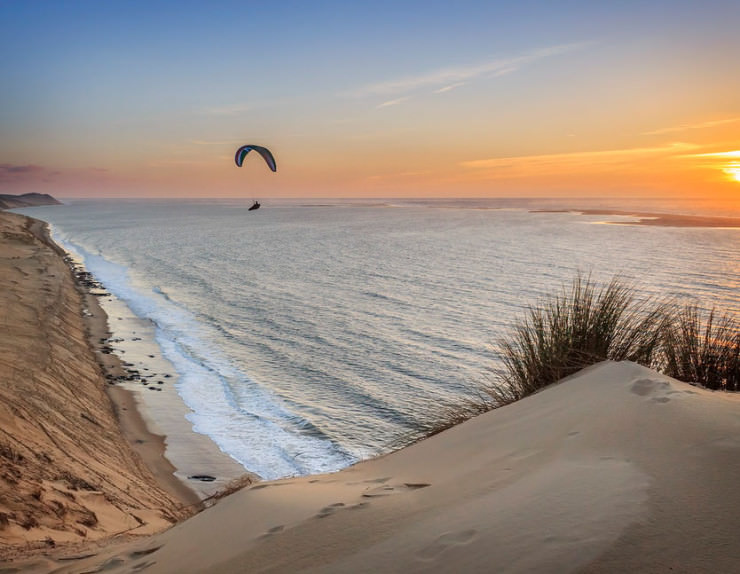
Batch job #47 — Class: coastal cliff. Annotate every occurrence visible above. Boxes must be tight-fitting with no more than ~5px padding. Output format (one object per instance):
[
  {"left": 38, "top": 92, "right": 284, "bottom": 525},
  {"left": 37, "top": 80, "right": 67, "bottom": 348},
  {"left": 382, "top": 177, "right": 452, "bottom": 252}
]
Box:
[
  {"left": 0, "top": 193, "right": 61, "bottom": 211},
  {"left": 0, "top": 211, "right": 189, "bottom": 560}
]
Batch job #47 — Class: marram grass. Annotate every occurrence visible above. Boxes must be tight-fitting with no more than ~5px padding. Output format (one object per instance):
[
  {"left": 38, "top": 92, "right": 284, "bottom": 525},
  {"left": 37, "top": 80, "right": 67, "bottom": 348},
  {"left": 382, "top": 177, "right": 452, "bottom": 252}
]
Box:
[
  {"left": 661, "top": 304, "right": 740, "bottom": 391},
  {"left": 413, "top": 274, "right": 738, "bottom": 446},
  {"left": 486, "top": 274, "right": 671, "bottom": 406},
  {"left": 485, "top": 274, "right": 740, "bottom": 404}
]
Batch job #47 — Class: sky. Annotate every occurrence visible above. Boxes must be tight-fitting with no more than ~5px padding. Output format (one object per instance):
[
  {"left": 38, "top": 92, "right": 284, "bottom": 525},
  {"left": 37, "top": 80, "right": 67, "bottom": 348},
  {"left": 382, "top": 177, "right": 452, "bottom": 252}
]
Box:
[{"left": 1, "top": 0, "right": 739, "bottom": 201}]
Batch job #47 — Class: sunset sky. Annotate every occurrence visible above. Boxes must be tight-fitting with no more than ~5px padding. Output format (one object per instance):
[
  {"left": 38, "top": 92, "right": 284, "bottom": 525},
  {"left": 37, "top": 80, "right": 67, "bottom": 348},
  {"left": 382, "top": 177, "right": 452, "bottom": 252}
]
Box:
[{"left": 1, "top": 1, "right": 739, "bottom": 200}]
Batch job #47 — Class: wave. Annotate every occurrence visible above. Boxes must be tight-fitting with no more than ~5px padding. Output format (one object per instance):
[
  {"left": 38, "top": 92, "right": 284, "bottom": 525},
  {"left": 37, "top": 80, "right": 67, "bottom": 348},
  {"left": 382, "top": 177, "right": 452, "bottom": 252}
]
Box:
[{"left": 47, "top": 227, "right": 356, "bottom": 480}]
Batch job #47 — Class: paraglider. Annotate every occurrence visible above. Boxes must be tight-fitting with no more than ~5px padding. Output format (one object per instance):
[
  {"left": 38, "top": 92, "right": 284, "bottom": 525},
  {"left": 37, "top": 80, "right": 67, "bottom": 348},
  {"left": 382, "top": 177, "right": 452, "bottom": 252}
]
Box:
[
  {"left": 234, "top": 145, "right": 277, "bottom": 172},
  {"left": 235, "top": 144, "right": 275, "bottom": 212}
]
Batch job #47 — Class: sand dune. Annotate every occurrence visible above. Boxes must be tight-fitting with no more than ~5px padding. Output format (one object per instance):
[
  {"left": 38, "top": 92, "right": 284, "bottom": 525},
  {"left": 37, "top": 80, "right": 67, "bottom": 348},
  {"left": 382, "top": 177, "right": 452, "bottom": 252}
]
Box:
[
  {"left": 0, "top": 212, "right": 193, "bottom": 561},
  {"left": 13, "top": 360, "right": 740, "bottom": 573}
]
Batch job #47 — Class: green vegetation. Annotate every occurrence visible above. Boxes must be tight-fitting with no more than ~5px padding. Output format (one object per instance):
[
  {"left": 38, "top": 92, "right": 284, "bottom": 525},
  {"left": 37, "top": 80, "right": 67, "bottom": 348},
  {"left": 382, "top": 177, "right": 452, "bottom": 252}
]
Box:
[{"left": 488, "top": 274, "right": 739, "bottom": 406}]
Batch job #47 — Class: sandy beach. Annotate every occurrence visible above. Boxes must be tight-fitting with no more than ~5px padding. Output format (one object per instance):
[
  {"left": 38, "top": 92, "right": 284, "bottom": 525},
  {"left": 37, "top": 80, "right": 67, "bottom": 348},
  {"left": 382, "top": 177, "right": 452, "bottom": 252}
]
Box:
[
  {"left": 2, "top": 210, "right": 740, "bottom": 573},
  {"left": 0, "top": 211, "right": 196, "bottom": 561}
]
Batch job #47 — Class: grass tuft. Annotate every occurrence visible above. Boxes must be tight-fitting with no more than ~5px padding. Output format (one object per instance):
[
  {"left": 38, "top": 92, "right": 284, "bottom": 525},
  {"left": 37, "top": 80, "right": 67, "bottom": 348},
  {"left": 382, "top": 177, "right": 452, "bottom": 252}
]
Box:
[
  {"left": 661, "top": 304, "right": 740, "bottom": 391},
  {"left": 487, "top": 274, "right": 670, "bottom": 405},
  {"left": 411, "top": 274, "right": 739, "bottom": 447}
]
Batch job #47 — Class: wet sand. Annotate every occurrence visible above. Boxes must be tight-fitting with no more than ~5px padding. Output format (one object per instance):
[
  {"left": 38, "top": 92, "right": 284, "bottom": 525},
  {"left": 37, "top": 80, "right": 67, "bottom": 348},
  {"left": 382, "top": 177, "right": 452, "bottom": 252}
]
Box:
[
  {"left": 88, "top": 292, "right": 253, "bottom": 500},
  {"left": 532, "top": 208, "right": 740, "bottom": 227}
]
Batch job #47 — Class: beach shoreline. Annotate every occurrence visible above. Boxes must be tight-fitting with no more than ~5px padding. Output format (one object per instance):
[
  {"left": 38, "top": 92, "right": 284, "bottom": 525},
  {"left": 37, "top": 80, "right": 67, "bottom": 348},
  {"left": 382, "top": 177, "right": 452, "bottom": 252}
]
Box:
[
  {"left": 29, "top": 213, "right": 204, "bottom": 509},
  {"left": 48, "top": 223, "right": 255, "bottom": 500},
  {"left": 0, "top": 211, "right": 202, "bottom": 560},
  {"left": 74, "top": 264, "right": 203, "bottom": 509}
]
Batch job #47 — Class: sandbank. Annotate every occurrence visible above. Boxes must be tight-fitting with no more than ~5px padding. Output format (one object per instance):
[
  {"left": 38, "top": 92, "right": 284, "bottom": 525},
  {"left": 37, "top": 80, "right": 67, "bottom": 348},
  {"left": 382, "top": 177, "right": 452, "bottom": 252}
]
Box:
[{"left": 532, "top": 208, "right": 740, "bottom": 228}]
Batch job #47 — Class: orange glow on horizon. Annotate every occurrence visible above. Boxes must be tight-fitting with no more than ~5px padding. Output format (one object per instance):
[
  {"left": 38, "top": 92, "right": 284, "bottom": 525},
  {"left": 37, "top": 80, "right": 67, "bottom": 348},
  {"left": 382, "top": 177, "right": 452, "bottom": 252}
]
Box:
[
  {"left": 724, "top": 164, "right": 740, "bottom": 183},
  {"left": 683, "top": 150, "right": 740, "bottom": 186}
]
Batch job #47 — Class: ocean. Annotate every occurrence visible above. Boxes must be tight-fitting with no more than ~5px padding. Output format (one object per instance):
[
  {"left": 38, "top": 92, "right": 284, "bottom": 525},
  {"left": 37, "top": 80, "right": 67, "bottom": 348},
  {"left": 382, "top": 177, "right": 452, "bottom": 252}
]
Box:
[{"left": 17, "top": 197, "right": 740, "bottom": 481}]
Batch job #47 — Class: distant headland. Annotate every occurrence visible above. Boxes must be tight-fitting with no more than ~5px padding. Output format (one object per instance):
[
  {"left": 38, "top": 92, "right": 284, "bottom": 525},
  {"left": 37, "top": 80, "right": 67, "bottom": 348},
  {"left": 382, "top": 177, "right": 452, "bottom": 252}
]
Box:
[{"left": 0, "top": 192, "right": 61, "bottom": 210}]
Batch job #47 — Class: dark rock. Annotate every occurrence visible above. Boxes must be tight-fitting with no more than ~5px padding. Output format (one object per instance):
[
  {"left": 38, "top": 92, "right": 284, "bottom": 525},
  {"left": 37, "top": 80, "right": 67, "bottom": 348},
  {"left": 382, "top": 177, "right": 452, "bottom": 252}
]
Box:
[{"left": 188, "top": 475, "right": 217, "bottom": 482}]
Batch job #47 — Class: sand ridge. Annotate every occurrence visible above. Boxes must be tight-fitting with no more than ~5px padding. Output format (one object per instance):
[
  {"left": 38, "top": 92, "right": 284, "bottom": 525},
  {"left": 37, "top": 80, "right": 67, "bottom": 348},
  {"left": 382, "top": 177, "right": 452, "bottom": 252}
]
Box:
[
  {"left": 12, "top": 360, "right": 738, "bottom": 573},
  {"left": 0, "top": 212, "right": 194, "bottom": 560}
]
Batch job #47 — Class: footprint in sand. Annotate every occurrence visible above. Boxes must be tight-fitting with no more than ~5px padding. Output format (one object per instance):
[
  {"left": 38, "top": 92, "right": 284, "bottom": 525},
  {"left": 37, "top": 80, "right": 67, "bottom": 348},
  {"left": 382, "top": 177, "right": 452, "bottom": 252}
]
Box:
[
  {"left": 416, "top": 529, "right": 478, "bottom": 562},
  {"left": 258, "top": 525, "right": 285, "bottom": 539},
  {"left": 315, "top": 502, "right": 346, "bottom": 518},
  {"left": 631, "top": 378, "right": 698, "bottom": 403},
  {"left": 362, "top": 482, "right": 430, "bottom": 498},
  {"left": 129, "top": 546, "right": 162, "bottom": 559}
]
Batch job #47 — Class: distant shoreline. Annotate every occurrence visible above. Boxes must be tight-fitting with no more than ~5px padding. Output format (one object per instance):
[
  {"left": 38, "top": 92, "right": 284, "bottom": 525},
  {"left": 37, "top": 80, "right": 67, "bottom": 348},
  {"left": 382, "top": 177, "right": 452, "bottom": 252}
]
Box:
[
  {"left": 533, "top": 208, "right": 740, "bottom": 228},
  {"left": 0, "top": 192, "right": 61, "bottom": 210}
]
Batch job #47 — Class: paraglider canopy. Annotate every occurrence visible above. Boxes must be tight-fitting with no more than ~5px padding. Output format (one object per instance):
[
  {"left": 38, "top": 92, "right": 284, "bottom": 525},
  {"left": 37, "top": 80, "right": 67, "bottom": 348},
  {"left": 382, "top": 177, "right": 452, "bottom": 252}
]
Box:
[{"left": 235, "top": 145, "right": 277, "bottom": 172}]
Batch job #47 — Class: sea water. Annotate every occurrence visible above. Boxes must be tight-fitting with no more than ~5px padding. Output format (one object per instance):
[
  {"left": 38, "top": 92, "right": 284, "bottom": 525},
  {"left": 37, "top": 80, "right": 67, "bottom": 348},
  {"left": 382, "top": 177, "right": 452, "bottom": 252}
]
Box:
[{"left": 18, "top": 197, "right": 740, "bottom": 480}]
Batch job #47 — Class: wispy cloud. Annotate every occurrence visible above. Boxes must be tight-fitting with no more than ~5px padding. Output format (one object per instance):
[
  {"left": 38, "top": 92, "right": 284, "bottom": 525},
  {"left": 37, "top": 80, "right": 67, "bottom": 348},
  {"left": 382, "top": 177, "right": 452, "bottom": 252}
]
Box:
[
  {"left": 434, "top": 82, "right": 466, "bottom": 94},
  {"left": 682, "top": 150, "right": 740, "bottom": 158},
  {"left": 0, "top": 164, "right": 110, "bottom": 185},
  {"left": 347, "top": 42, "right": 589, "bottom": 99},
  {"left": 461, "top": 142, "right": 699, "bottom": 176},
  {"left": 377, "top": 96, "right": 412, "bottom": 109},
  {"left": 643, "top": 117, "right": 740, "bottom": 136},
  {"left": 0, "top": 164, "right": 47, "bottom": 182}
]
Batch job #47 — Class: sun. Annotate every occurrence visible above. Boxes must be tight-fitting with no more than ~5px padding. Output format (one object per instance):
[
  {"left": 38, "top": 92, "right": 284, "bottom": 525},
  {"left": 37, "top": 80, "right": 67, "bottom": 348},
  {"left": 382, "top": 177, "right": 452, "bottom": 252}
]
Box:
[
  {"left": 688, "top": 150, "right": 740, "bottom": 184},
  {"left": 723, "top": 163, "right": 740, "bottom": 183}
]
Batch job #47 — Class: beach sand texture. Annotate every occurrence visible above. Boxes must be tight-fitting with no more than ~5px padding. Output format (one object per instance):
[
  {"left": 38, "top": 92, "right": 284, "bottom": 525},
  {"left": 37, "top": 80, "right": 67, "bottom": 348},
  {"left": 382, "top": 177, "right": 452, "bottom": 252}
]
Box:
[
  {"left": 0, "top": 212, "right": 193, "bottom": 560},
  {"left": 10, "top": 356, "right": 740, "bottom": 573},
  {"left": 2, "top": 211, "right": 740, "bottom": 573}
]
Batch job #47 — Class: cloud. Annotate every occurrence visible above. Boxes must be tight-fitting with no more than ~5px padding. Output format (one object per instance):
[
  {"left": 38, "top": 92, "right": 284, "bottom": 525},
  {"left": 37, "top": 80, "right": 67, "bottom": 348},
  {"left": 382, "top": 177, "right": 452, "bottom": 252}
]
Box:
[
  {"left": 460, "top": 142, "right": 699, "bottom": 177},
  {"left": 377, "top": 96, "right": 412, "bottom": 109},
  {"left": 0, "top": 164, "right": 114, "bottom": 185},
  {"left": 0, "top": 164, "right": 43, "bottom": 174},
  {"left": 0, "top": 164, "right": 47, "bottom": 182},
  {"left": 643, "top": 117, "right": 740, "bottom": 136},
  {"left": 434, "top": 82, "right": 466, "bottom": 94},
  {"left": 682, "top": 150, "right": 740, "bottom": 159},
  {"left": 346, "top": 42, "right": 589, "bottom": 99}
]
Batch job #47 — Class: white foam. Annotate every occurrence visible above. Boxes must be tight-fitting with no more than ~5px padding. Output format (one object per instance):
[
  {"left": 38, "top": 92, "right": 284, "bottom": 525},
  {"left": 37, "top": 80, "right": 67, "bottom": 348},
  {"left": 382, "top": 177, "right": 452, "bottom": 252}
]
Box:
[{"left": 47, "top": 227, "right": 355, "bottom": 480}]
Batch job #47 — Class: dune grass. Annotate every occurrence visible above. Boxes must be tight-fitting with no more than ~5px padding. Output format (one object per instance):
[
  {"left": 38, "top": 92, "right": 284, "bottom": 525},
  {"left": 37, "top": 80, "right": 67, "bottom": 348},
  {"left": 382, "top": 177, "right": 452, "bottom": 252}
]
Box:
[
  {"left": 487, "top": 274, "right": 670, "bottom": 405},
  {"left": 411, "top": 274, "right": 738, "bottom": 446},
  {"left": 661, "top": 304, "right": 740, "bottom": 391},
  {"left": 486, "top": 274, "right": 740, "bottom": 405}
]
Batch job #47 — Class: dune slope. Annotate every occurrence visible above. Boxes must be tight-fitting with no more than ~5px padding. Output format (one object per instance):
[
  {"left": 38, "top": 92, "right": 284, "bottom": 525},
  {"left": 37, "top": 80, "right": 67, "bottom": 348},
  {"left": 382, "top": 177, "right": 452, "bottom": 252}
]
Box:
[
  {"left": 0, "top": 212, "right": 188, "bottom": 560},
  {"left": 24, "top": 360, "right": 739, "bottom": 573}
]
